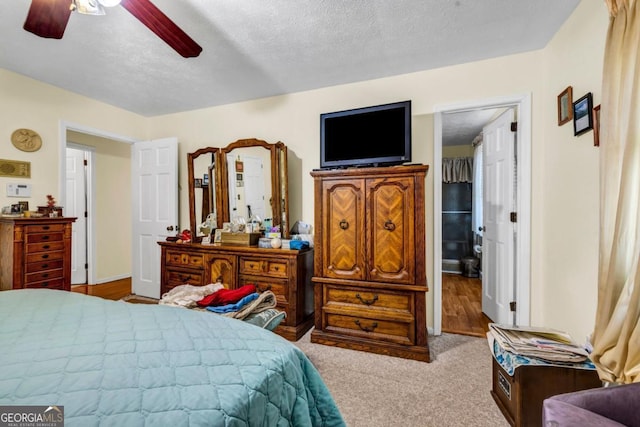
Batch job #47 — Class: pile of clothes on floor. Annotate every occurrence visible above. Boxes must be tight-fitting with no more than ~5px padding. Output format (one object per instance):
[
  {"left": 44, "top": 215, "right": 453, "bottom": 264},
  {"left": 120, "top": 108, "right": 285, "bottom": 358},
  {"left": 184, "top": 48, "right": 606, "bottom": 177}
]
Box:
[{"left": 159, "top": 283, "right": 285, "bottom": 331}]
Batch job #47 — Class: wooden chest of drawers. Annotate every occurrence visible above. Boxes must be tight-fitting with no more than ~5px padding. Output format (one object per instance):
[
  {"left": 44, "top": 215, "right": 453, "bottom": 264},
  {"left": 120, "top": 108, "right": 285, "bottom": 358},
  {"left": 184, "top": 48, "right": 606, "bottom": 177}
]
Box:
[
  {"left": 0, "top": 217, "right": 76, "bottom": 291},
  {"left": 159, "top": 242, "right": 314, "bottom": 341}
]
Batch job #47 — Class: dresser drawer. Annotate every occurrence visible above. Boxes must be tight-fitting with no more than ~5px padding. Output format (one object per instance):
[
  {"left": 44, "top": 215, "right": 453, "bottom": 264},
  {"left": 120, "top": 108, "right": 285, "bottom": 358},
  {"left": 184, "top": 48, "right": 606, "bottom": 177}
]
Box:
[
  {"left": 166, "top": 251, "right": 205, "bottom": 269},
  {"left": 26, "top": 268, "right": 63, "bottom": 284},
  {"left": 25, "top": 251, "right": 64, "bottom": 264},
  {"left": 239, "top": 257, "right": 288, "bottom": 278},
  {"left": 166, "top": 268, "right": 204, "bottom": 288},
  {"left": 323, "top": 312, "right": 415, "bottom": 346},
  {"left": 25, "top": 278, "right": 65, "bottom": 290},
  {"left": 24, "top": 224, "right": 65, "bottom": 234},
  {"left": 325, "top": 286, "right": 413, "bottom": 313},
  {"left": 239, "top": 277, "right": 288, "bottom": 306},
  {"left": 25, "top": 232, "right": 63, "bottom": 244},
  {"left": 26, "top": 241, "right": 65, "bottom": 254},
  {"left": 25, "top": 259, "right": 64, "bottom": 273}
]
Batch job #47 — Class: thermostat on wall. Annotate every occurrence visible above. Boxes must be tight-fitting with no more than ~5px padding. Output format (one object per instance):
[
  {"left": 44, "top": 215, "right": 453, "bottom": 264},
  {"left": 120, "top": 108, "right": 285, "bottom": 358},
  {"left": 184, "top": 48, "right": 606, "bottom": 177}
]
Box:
[{"left": 6, "top": 183, "right": 31, "bottom": 197}]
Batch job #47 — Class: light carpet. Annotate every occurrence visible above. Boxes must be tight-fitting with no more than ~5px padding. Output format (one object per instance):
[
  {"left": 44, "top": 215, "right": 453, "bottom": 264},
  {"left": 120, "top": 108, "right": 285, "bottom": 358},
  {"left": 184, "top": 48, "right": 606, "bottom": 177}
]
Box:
[{"left": 295, "top": 330, "right": 509, "bottom": 427}]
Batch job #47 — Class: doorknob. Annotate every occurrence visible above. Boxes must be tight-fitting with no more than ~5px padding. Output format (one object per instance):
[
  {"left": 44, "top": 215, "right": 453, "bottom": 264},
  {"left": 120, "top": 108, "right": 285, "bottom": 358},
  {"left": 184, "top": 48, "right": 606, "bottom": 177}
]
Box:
[
  {"left": 479, "top": 226, "right": 486, "bottom": 232},
  {"left": 167, "top": 225, "right": 174, "bottom": 231}
]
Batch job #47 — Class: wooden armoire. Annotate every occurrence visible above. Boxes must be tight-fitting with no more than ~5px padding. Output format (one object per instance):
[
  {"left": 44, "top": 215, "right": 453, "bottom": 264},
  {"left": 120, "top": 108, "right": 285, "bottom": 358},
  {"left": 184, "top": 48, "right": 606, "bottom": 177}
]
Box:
[{"left": 310, "top": 164, "right": 430, "bottom": 362}]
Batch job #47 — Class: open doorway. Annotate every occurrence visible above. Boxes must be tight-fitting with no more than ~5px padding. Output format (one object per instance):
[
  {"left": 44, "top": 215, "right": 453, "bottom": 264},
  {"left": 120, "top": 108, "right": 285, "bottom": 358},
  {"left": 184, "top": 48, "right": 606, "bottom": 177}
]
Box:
[
  {"left": 432, "top": 94, "right": 532, "bottom": 336},
  {"left": 59, "top": 122, "right": 136, "bottom": 287}
]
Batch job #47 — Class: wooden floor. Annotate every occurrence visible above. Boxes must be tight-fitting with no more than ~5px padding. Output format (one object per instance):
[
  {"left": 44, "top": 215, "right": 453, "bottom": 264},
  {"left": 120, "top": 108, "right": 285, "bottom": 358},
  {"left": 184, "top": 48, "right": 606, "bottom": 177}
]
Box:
[
  {"left": 72, "top": 278, "right": 157, "bottom": 304},
  {"left": 441, "top": 273, "right": 492, "bottom": 337}
]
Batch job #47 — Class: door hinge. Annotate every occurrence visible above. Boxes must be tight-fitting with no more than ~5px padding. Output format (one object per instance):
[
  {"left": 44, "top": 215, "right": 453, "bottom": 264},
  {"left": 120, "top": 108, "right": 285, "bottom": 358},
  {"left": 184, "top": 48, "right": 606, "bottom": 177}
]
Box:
[
  {"left": 84, "top": 211, "right": 88, "bottom": 218},
  {"left": 510, "top": 301, "right": 517, "bottom": 312},
  {"left": 84, "top": 263, "right": 88, "bottom": 270},
  {"left": 511, "top": 122, "right": 518, "bottom": 132},
  {"left": 510, "top": 212, "right": 517, "bottom": 223}
]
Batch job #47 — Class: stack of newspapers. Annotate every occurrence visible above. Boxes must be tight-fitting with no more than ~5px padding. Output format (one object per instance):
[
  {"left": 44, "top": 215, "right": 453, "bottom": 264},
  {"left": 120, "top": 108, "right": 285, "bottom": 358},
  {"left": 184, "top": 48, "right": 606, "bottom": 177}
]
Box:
[{"left": 488, "top": 323, "right": 589, "bottom": 363}]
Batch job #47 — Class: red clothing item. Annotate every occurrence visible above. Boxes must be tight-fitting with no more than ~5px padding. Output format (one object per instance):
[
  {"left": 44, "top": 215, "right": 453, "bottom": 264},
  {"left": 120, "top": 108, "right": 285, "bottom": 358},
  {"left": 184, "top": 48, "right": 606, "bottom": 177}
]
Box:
[{"left": 196, "top": 284, "right": 257, "bottom": 307}]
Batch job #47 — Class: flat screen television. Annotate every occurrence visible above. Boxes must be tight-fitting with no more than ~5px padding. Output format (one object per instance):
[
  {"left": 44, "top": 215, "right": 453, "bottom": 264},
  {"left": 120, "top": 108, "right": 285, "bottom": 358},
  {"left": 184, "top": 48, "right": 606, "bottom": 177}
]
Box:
[{"left": 320, "top": 100, "right": 411, "bottom": 169}]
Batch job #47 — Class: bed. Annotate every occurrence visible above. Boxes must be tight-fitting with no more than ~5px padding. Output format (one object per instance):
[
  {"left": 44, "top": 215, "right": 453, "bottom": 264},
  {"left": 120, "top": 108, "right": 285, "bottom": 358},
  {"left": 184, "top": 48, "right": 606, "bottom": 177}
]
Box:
[{"left": 0, "top": 289, "right": 345, "bottom": 426}]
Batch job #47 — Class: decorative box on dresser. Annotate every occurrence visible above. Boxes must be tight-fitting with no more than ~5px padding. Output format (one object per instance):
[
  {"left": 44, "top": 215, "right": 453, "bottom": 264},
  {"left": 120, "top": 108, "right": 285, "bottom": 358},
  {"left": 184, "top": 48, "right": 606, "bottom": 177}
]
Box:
[
  {"left": 310, "top": 164, "right": 430, "bottom": 362},
  {"left": 0, "top": 217, "right": 77, "bottom": 291},
  {"left": 158, "top": 242, "right": 314, "bottom": 341}
]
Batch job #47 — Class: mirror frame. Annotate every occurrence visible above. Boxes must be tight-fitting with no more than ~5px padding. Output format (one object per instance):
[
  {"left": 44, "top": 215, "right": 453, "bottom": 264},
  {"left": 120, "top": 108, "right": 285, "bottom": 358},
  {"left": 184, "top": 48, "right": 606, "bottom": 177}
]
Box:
[
  {"left": 188, "top": 147, "right": 222, "bottom": 243},
  {"left": 188, "top": 139, "right": 290, "bottom": 242},
  {"left": 218, "top": 138, "right": 289, "bottom": 239}
]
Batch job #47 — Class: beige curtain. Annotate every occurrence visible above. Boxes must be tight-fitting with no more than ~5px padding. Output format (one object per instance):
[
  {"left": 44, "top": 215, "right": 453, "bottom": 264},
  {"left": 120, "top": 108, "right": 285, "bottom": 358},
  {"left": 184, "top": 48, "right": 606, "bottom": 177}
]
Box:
[
  {"left": 442, "top": 157, "right": 473, "bottom": 183},
  {"left": 591, "top": 0, "right": 640, "bottom": 384}
]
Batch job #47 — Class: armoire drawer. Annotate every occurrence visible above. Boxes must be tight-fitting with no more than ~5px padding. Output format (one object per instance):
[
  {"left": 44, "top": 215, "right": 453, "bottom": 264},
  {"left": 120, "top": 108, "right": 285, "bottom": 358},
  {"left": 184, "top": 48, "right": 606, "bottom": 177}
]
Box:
[
  {"left": 324, "top": 285, "right": 414, "bottom": 314},
  {"left": 166, "top": 251, "right": 205, "bottom": 269},
  {"left": 323, "top": 311, "right": 415, "bottom": 346},
  {"left": 239, "top": 257, "right": 289, "bottom": 278}
]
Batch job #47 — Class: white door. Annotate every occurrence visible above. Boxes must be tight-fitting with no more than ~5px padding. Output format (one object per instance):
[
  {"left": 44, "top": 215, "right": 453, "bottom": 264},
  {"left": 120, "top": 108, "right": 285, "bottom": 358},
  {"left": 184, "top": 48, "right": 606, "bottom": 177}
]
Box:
[
  {"left": 131, "top": 138, "right": 178, "bottom": 299},
  {"left": 66, "top": 147, "right": 87, "bottom": 284},
  {"left": 482, "top": 109, "right": 516, "bottom": 325},
  {"left": 243, "top": 156, "right": 266, "bottom": 220}
]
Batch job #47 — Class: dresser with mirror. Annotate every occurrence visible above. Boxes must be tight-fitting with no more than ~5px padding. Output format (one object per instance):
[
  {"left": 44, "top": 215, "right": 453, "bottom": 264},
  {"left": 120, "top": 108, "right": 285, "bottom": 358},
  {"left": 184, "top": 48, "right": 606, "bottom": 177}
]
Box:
[{"left": 159, "top": 138, "right": 313, "bottom": 341}]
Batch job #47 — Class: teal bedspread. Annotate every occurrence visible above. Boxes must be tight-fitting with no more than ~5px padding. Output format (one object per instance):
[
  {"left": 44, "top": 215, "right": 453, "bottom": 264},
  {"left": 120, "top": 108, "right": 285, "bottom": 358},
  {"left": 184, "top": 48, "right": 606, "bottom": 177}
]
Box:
[{"left": 0, "top": 289, "right": 344, "bottom": 426}]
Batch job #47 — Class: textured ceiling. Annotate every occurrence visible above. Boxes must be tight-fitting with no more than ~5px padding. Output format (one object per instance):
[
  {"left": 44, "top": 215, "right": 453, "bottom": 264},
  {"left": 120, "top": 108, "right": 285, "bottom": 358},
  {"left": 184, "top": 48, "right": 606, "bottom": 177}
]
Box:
[{"left": 0, "top": 0, "right": 579, "bottom": 117}]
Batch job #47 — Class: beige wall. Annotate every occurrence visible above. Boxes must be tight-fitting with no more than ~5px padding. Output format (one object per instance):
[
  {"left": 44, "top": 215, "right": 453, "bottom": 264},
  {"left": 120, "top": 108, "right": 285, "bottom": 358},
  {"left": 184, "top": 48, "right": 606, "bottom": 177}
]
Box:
[
  {"left": 443, "top": 145, "right": 474, "bottom": 158},
  {"left": 0, "top": 70, "right": 143, "bottom": 283},
  {"left": 0, "top": 0, "right": 608, "bottom": 341}
]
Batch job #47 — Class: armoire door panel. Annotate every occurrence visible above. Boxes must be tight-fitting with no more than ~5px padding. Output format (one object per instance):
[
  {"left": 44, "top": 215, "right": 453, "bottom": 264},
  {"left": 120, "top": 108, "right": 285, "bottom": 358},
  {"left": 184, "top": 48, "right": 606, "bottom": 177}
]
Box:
[
  {"left": 323, "top": 179, "right": 365, "bottom": 280},
  {"left": 367, "top": 177, "right": 415, "bottom": 284}
]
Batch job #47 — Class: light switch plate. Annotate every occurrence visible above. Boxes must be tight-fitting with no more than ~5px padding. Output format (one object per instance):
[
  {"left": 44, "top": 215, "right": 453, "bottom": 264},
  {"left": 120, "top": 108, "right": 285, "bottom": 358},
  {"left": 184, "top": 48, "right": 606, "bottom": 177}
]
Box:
[{"left": 7, "top": 183, "right": 31, "bottom": 197}]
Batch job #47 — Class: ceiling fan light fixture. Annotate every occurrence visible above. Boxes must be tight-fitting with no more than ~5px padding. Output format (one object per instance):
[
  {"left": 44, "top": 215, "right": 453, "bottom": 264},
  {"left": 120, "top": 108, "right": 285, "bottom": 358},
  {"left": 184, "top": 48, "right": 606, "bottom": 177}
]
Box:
[
  {"left": 97, "top": 0, "right": 123, "bottom": 7},
  {"left": 72, "top": 0, "right": 106, "bottom": 15}
]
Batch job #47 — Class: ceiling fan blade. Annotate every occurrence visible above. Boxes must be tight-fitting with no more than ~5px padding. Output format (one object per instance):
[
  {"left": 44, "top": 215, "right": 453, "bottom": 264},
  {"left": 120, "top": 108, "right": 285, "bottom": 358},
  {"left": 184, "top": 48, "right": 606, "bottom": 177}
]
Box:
[
  {"left": 23, "top": 0, "right": 73, "bottom": 39},
  {"left": 121, "top": 0, "right": 202, "bottom": 58}
]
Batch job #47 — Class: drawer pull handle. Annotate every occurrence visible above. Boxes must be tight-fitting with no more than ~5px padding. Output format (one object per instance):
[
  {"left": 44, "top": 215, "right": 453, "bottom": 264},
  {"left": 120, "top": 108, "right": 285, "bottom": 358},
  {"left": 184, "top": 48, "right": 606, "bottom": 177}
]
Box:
[
  {"left": 42, "top": 282, "right": 49, "bottom": 287},
  {"left": 257, "top": 284, "right": 272, "bottom": 292},
  {"left": 339, "top": 219, "right": 349, "bottom": 230},
  {"left": 43, "top": 245, "right": 50, "bottom": 249},
  {"left": 42, "top": 264, "right": 49, "bottom": 268},
  {"left": 42, "top": 273, "right": 49, "bottom": 278},
  {"left": 41, "top": 254, "right": 49, "bottom": 259},
  {"left": 42, "top": 235, "right": 50, "bottom": 240},
  {"left": 356, "top": 293, "right": 379, "bottom": 306},
  {"left": 42, "top": 226, "right": 50, "bottom": 230},
  {"left": 249, "top": 263, "right": 255, "bottom": 268},
  {"left": 354, "top": 320, "right": 378, "bottom": 333},
  {"left": 384, "top": 220, "right": 396, "bottom": 231},
  {"left": 273, "top": 266, "right": 279, "bottom": 271}
]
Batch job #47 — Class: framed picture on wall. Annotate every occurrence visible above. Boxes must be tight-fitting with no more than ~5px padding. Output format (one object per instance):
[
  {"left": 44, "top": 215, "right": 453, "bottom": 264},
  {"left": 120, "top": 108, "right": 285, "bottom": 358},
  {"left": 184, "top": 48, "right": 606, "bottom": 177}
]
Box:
[
  {"left": 573, "top": 92, "right": 594, "bottom": 136},
  {"left": 557, "top": 86, "right": 573, "bottom": 126},
  {"left": 593, "top": 104, "right": 601, "bottom": 147}
]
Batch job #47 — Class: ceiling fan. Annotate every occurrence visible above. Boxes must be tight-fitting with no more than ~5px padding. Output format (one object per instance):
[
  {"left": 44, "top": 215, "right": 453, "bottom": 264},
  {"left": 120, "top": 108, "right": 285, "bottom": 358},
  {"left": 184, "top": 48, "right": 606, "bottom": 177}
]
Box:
[{"left": 23, "top": 0, "right": 202, "bottom": 58}]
